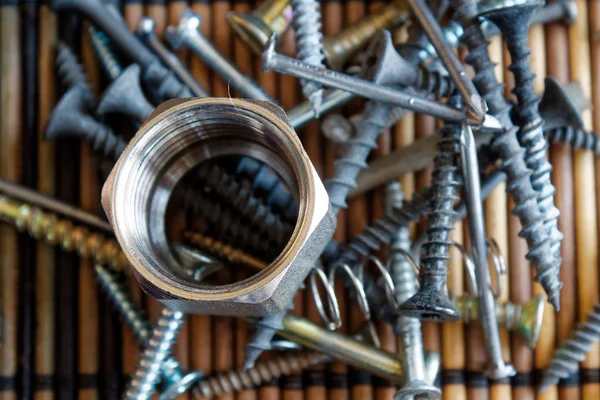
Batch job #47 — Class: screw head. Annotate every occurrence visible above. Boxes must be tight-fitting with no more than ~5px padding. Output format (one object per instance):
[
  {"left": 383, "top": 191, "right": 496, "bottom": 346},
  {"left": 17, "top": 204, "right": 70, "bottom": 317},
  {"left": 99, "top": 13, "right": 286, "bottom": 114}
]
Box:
[
  {"left": 397, "top": 282, "right": 461, "bottom": 322},
  {"left": 395, "top": 380, "right": 441, "bottom": 400},
  {"left": 166, "top": 8, "right": 203, "bottom": 49},
  {"left": 517, "top": 295, "right": 545, "bottom": 349},
  {"left": 136, "top": 17, "right": 157, "bottom": 37},
  {"left": 485, "top": 362, "right": 517, "bottom": 380},
  {"left": 159, "top": 371, "right": 204, "bottom": 400},
  {"left": 227, "top": 11, "right": 273, "bottom": 55}
]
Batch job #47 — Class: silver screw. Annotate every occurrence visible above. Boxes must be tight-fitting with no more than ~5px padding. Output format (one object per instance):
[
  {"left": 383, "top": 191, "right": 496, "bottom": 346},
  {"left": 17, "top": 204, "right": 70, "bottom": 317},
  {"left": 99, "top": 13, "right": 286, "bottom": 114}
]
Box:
[
  {"left": 385, "top": 182, "right": 440, "bottom": 400},
  {"left": 166, "top": 8, "right": 276, "bottom": 103},
  {"left": 94, "top": 265, "right": 203, "bottom": 399},
  {"left": 136, "top": 17, "right": 209, "bottom": 98},
  {"left": 291, "top": 0, "right": 325, "bottom": 115}
]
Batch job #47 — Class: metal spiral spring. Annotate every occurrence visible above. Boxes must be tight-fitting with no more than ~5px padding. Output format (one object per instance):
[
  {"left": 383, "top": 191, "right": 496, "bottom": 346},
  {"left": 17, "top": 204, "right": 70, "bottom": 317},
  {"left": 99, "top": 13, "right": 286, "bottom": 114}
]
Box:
[
  {"left": 325, "top": 101, "right": 392, "bottom": 214},
  {"left": 461, "top": 21, "right": 562, "bottom": 309},
  {"left": 545, "top": 126, "right": 600, "bottom": 156},
  {"left": 177, "top": 163, "right": 291, "bottom": 260},
  {"left": 540, "top": 304, "right": 600, "bottom": 389},
  {"left": 196, "top": 352, "right": 331, "bottom": 398},
  {"left": 125, "top": 308, "right": 185, "bottom": 399},
  {"left": 292, "top": 0, "right": 326, "bottom": 113},
  {"left": 3, "top": 197, "right": 129, "bottom": 271}
]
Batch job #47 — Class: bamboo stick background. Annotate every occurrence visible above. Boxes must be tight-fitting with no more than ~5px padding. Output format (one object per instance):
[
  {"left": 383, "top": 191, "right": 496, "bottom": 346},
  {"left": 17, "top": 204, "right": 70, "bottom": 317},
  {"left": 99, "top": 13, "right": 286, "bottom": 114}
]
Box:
[{"left": 1, "top": 0, "right": 600, "bottom": 398}]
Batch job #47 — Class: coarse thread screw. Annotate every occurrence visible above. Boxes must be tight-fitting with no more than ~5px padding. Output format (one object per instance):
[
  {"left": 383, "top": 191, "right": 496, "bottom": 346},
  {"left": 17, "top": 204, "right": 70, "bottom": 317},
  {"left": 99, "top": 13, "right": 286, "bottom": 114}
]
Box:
[
  {"left": 0, "top": 196, "right": 128, "bottom": 271},
  {"left": 460, "top": 17, "right": 562, "bottom": 310},
  {"left": 479, "top": 0, "right": 563, "bottom": 277},
  {"left": 95, "top": 265, "right": 204, "bottom": 399},
  {"left": 291, "top": 0, "right": 326, "bottom": 115},
  {"left": 540, "top": 304, "right": 600, "bottom": 390},
  {"left": 56, "top": 41, "right": 93, "bottom": 100},
  {"left": 243, "top": 308, "right": 289, "bottom": 369},
  {"left": 545, "top": 126, "right": 600, "bottom": 155},
  {"left": 397, "top": 115, "right": 462, "bottom": 322},
  {"left": 325, "top": 101, "right": 393, "bottom": 215},
  {"left": 88, "top": 26, "right": 122, "bottom": 81},
  {"left": 196, "top": 351, "right": 331, "bottom": 398},
  {"left": 125, "top": 307, "right": 185, "bottom": 399},
  {"left": 385, "top": 182, "right": 440, "bottom": 399}
]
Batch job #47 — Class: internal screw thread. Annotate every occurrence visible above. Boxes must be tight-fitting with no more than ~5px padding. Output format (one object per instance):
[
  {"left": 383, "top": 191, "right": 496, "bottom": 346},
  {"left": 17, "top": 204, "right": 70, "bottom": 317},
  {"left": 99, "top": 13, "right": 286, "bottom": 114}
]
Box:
[
  {"left": 540, "top": 304, "right": 600, "bottom": 389},
  {"left": 292, "top": 0, "right": 326, "bottom": 114},
  {"left": 461, "top": 21, "right": 562, "bottom": 309},
  {"left": 322, "top": 1, "right": 408, "bottom": 70},
  {"left": 325, "top": 101, "right": 392, "bottom": 214},
  {"left": 88, "top": 26, "right": 122, "bottom": 81},
  {"left": 545, "top": 126, "right": 600, "bottom": 156},
  {"left": 0, "top": 196, "right": 128, "bottom": 271},
  {"left": 483, "top": 5, "right": 563, "bottom": 259},
  {"left": 196, "top": 352, "right": 331, "bottom": 398},
  {"left": 125, "top": 308, "right": 185, "bottom": 400}
]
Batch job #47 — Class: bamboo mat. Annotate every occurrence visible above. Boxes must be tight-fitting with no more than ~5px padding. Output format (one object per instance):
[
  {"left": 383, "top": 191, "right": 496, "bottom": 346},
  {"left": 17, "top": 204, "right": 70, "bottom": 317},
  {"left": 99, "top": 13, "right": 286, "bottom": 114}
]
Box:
[{"left": 0, "top": 0, "right": 599, "bottom": 399}]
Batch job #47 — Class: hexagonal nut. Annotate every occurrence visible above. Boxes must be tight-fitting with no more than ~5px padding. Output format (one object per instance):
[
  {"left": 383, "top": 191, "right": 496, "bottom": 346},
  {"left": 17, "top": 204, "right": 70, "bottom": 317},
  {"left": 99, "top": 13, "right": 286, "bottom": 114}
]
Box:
[{"left": 102, "top": 97, "right": 336, "bottom": 316}]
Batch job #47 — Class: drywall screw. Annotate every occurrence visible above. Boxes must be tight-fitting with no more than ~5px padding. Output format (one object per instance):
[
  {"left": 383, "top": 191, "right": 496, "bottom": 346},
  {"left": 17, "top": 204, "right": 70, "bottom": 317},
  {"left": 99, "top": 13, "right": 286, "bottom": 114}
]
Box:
[
  {"left": 55, "top": 41, "right": 95, "bottom": 106},
  {"left": 385, "top": 182, "right": 440, "bottom": 399},
  {"left": 95, "top": 265, "right": 204, "bottom": 400},
  {"left": 540, "top": 303, "right": 600, "bottom": 390},
  {"left": 477, "top": 0, "right": 563, "bottom": 276},
  {"left": 460, "top": 123, "right": 516, "bottom": 379},
  {"left": 362, "top": 30, "right": 455, "bottom": 99},
  {"left": 44, "top": 85, "right": 126, "bottom": 162},
  {"left": 0, "top": 195, "right": 129, "bottom": 271},
  {"left": 184, "top": 232, "right": 268, "bottom": 272},
  {"left": 243, "top": 308, "right": 290, "bottom": 369},
  {"left": 227, "top": 0, "right": 293, "bottom": 55},
  {"left": 166, "top": 8, "right": 275, "bottom": 103},
  {"left": 291, "top": 0, "right": 326, "bottom": 114},
  {"left": 407, "top": 0, "right": 487, "bottom": 123},
  {"left": 545, "top": 126, "right": 600, "bottom": 155},
  {"left": 95, "top": 64, "right": 154, "bottom": 124},
  {"left": 459, "top": 2, "right": 563, "bottom": 310},
  {"left": 136, "top": 17, "right": 209, "bottom": 98},
  {"left": 538, "top": 76, "right": 585, "bottom": 131},
  {"left": 88, "top": 26, "right": 122, "bottom": 81},
  {"left": 124, "top": 307, "right": 186, "bottom": 399},
  {"left": 321, "top": 113, "right": 353, "bottom": 144},
  {"left": 455, "top": 295, "right": 545, "bottom": 349},
  {"left": 52, "top": 0, "right": 193, "bottom": 101},
  {"left": 261, "top": 37, "right": 503, "bottom": 129}
]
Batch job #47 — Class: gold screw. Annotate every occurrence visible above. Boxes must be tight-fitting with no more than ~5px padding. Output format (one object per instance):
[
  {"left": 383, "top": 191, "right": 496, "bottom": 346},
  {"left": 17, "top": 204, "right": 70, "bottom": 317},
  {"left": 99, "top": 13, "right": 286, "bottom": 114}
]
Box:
[
  {"left": 454, "top": 295, "right": 545, "bottom": 349},
  {"left": 184, "top": 231, "right": 268, "bottom": 271},
  {"left": 228, "top": 0, "right": 409, "bottom": 69},
  {"left": 0, "top": 195, "right": 129, "bottom": 271}
]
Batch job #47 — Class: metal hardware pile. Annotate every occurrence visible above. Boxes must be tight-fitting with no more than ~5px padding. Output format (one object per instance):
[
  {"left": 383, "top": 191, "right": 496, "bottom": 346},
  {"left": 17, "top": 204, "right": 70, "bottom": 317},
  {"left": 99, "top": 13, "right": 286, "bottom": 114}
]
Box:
[{"left": 1, "top": 0, "right": 600, "bottom": 398}]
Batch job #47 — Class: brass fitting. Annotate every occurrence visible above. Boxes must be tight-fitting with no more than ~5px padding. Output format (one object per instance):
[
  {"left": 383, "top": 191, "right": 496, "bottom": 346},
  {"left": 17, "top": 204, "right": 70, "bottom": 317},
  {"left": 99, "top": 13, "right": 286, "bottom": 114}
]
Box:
[
  {"left": 0, "top": 195, "right": 128, "bottom": 271},
  {"left": 454, "top": 295, "right": 545, "bottom": 349},
  {"left": 228, "top": 0, "right": 409, "bottom": 70},
  {"left": 102, "top": 98, "right": 335, "bottom": 316}
]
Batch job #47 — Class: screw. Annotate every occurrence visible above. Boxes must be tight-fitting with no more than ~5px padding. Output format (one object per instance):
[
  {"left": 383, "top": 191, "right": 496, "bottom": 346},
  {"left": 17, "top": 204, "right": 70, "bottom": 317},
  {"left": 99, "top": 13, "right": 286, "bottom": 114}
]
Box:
[
  {"left": 166, "top": 8, "right": 275, "bottom": 103},
  {"left": 95, "top": 265, "right": 204, "bottom": 400},
  {"left": 320, "top": 113, "right": 353, "bottom": 144},
  {"left": 477, "top": 0, "right": 563, "bottom": 299},
  {"left": 385, "top": 182, "right": 441, "bottom": 399},
  {"left": 55, "top": 41, "right": 95, "bottom": 106},
  {"left": 291, "top": 0, "right": 326, "bottom": 114},
  {"left": 459, "top": 2, "right": 563, "bottom": 310},
  {"left": 261, "top": 36, "right": 502, "bottom": 129},
  {"left": 87, "top": 26, "right": 122, "bottom": 81},
  {"left": 95, "top": 64, "right": 154, "bottom": 124},
  {"left": 227, "top": 0, "right": 293, "bottom": 55},
  {"left": 44, "top": 85, "right": 126, "bottom": 162},
  {"left": 136, "top": 17, "right": 209, "bottom": 98},
  {"left": 124, "top": 306, "right": 186, "bottom": 399},
  {"left": 52, "top": 0, "right": 193, "bottom": 101},
  {"left": 243, "top": 308, "right": 290, "bottom": 369},
  {"left": 0, "top": 195, "right": 129, "bottom": 271},
  {"left": 538, "top": 76, "right": 585, "bottom": 131},
  {"left": 455, "top": 295, "right": 545, "bottom": 349},
  {"left": 545, "top": 126, "right": 600, "bottom": 155},
  {"left": 540, "top": 303, "right": 600, "bottom": 390}
]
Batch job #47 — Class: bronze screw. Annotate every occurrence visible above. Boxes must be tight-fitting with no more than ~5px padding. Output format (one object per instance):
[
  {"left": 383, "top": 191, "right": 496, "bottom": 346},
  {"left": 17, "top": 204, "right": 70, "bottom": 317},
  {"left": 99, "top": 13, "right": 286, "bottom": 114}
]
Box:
[
  {"left": 184, "top": 232, "right": 268, "bottom": 271},
  {"left": 0, "top": 195, "right": 128, "bottom": 271},
  {"left": 228, "top": 0, "right": 409, "bottom": 70}
]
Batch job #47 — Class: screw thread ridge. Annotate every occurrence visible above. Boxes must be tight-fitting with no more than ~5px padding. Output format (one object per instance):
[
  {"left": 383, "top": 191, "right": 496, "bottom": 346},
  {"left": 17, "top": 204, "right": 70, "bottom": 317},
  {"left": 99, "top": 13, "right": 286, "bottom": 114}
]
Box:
[
  {"left": 292, "top": 0, "right": 325, "bottom": 111},
  {"left": 325, "top": 102, "right": 392, "bottom": 214},
  {"left": 9, "top": 201, "right": 128, "bottom": 271},
  {"left": 56, "top": 42, "right": 89, "bottom": 90},
  {"left": 196, "top": 352, "right": 330, "bottom": 398},
  {"left": 88, "top": 27, "right": 122, "bottom": 81},
  {"left": 541, "top": 304, "right": 600, "bottom": 389},
  {"left": 461, "top": 21, "right": 562, "bottom": 308},
  {"left": 125, "top": 308, "right": 185, "bottom": 399},
  {"left": 89, "top": 122, "right": 127, "bottom": 162},
  {"left": 545, "top": 126, "right": 600, "bottom": 155}
]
